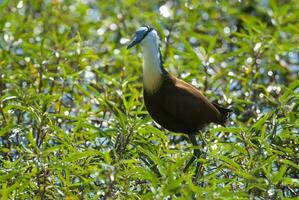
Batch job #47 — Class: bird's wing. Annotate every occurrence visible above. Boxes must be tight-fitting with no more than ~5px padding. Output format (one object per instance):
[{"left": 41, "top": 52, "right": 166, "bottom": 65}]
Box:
[{"left": 161, "top": 77, "right": 219, "bottom": 125}]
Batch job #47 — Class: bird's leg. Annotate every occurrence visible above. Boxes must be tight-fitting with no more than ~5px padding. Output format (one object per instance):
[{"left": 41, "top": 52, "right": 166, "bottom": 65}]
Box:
[{"left": 183, "top": 134, "right": 201, "bottom": 174}]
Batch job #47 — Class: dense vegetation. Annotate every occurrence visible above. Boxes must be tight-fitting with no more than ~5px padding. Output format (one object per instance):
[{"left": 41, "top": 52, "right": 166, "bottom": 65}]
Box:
[{"left": 0, "top": 0, "right": 298, "bottom": 199}]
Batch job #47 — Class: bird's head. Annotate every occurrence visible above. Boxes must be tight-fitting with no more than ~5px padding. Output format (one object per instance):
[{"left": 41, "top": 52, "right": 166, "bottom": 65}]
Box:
[{"left": 127, "top": 26, "right": 160, "bottom": 49}]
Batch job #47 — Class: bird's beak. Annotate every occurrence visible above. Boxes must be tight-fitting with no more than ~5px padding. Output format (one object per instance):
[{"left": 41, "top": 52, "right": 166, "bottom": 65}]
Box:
[
  {"left": 127, "top": 35, "right": 139, "bottom": 49},
  {"left": 127, "top": 28, "right": 149, "bottom": 49},
  {"left": 127, "top": 27, "right": 151, "bottom": 49}
]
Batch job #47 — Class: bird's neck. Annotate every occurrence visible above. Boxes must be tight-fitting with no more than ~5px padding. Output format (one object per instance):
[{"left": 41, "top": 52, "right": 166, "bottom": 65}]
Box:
[{"left": 142, "top": 42, "right": 166, "bottom": 94}]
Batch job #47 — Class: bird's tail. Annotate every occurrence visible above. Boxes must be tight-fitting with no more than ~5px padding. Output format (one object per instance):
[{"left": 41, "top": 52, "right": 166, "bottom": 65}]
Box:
[{"left": 213, "top": 103, "right": 232, "bottom": 127}]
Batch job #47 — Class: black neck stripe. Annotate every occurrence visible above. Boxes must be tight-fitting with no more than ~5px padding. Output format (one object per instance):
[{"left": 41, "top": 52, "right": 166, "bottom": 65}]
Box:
[{"left": 139, "top": 26, "right": 154, "bottom": 42}]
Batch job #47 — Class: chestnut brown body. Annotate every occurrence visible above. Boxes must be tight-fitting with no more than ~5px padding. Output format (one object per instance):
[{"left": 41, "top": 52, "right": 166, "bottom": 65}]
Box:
[{"left": 144, "top": 74, "right": 230, "bottom": 134}]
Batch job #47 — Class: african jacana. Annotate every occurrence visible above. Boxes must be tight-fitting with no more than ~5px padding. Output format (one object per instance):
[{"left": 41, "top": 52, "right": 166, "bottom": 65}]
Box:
[{"left": 127, "top": 26, "right": 231, "bottom": 176}]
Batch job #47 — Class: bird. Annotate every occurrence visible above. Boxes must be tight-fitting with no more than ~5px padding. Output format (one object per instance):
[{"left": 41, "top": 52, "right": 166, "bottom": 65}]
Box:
[{"left": 127, "top": 25, "right": 232, "bottom": 177}]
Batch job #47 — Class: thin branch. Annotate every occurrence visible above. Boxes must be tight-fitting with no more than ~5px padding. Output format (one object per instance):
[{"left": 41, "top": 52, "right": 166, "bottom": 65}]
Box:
[
  {"left": 203, "top": 64, "right": 209, "bottom": 91},
  {"left": 0, "top": 103, "right": 7, "bottom": 126},
  {"left": 240, "top": 131, "right": 252, "bottom": 159}
]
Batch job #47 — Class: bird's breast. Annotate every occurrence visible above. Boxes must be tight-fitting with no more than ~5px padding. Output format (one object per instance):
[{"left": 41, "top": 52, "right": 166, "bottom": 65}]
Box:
[
  {"left": 144, "top": 90, "right": 184, "bottom": 133},
  {"left": 143, "top": 80, "right": 202, "bottom": 134}
]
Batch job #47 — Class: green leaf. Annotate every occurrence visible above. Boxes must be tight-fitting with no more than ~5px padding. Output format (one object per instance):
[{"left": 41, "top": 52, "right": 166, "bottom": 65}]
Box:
[
  {"left": 3, "top": 105, "right": 41, "bottom": 124},
  {"left": 272, "top": 165, "right": 287, "bottom": 184},
  {"left": 0, "top": 182, "right": 8, "bottom": 200},
  {"left": 280, "top": 159, "right": 299, "bottom": 170},
  {"left": 210, "top": 127, "right": 246, "bottom": 134},
  {"left": 64, "top": 150, "right": 98, "bottom": 162},
  {"left": 251, "top": 113, "right": 271, "bottom": 131},
  {"left": 26, "top": 131, "right": 37, "bottom": 150},
  {"left": 0, "top": 124, "right": 16, "bottom": 137}
]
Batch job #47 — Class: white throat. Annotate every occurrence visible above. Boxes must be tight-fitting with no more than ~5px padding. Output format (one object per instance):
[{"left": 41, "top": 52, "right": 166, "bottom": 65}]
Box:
[{"left": 140, "top": 31, "right": 163, "bottom": 93}]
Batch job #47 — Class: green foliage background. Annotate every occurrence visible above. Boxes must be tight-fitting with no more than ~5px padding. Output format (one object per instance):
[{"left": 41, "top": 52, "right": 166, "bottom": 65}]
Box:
[{"left": 0, "top": 0, "right": 298, "bottom": 199}]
